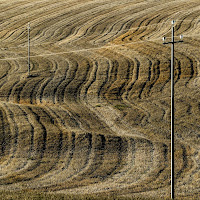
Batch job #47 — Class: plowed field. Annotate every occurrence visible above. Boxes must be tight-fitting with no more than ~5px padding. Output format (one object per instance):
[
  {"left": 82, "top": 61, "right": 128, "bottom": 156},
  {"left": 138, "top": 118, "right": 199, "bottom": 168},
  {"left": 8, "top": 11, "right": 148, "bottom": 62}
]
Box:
[{"left": 0, "top": 0, "right": 199, "bottom": 199}]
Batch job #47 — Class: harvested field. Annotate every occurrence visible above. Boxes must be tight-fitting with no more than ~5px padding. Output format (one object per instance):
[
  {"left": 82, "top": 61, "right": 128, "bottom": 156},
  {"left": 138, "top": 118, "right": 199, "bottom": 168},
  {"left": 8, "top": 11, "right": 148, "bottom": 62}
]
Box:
[{"left": 0, "top": 0, "right": 200, "bottom": 199}]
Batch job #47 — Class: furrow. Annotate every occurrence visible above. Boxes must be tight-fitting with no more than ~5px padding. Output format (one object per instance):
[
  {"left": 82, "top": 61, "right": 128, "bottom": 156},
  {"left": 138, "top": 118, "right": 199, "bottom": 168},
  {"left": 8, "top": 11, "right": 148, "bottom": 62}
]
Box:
[
  {"left": 85, "top": 56, "right": 111, "bottom": 102},
  {"left": 80, "top": 59, "right": 98, "bottom": 102},
  {"left": 40, "top": 58, "right": 69, "bottom": 104},
  {"left": 147, "top": 60, "right": 161, "bottom": 96},
  {"left": 0, "top": 104, "right": 36, "bottom": 182},
  {"left": 0, "top": 103, "right": 19, "bottom": 174},
  {"left": 64, "top": 55, "right": 91, "bottom": 103},
  {"left": 100, "top": 51, "right": 133, "bottom": 101},
  {"left": 0, "top": 104, "right": 64, "bottom": 184},
  {"left": 0, "top": 105, "right": 11, "bottom": 163},
  {"left": 52, "top": 57, "right": 78, "bottom": 104}
]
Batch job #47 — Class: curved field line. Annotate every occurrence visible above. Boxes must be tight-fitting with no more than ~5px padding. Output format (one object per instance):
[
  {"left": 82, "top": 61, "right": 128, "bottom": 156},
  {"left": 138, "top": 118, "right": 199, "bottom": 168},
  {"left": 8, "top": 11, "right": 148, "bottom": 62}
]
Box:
[{"left": 0, "top": 0, "right": 199, "bottom": 198}]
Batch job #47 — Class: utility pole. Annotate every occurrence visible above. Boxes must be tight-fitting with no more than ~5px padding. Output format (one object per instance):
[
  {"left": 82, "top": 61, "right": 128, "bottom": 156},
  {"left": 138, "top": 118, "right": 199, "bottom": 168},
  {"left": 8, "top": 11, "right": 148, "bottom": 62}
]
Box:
[
  {"left": 28, "top": 22, "right": 30, "bottom": 76},
  {"left": 163, "top": 20, "right": 183, "bottom": 200}
]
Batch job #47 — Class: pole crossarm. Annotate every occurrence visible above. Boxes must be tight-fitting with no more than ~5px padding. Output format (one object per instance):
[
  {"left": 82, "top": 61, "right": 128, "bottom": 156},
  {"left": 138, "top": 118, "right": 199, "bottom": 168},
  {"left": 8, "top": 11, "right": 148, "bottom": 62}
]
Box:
[{"left": 163, "top": 40, "right": 183, "bottom": 45}]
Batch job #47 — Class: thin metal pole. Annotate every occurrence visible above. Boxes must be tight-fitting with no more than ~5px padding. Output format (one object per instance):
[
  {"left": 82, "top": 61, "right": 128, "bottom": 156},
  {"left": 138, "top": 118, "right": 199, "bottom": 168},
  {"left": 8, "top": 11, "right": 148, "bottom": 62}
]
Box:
[
  {"left": 28, "top": 22, "right": 30, "bottom": 76},
  {"left": 163, "top": 20, "right": 183, "bottom": 200},
  {"left": 171, "top": 24, "right": 175, "bottom": 200}
]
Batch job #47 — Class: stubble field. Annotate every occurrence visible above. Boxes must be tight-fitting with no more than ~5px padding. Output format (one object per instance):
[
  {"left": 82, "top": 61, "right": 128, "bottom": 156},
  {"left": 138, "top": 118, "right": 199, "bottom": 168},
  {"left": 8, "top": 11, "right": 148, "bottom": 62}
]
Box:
[{"left": 0, "top": 0, "right": 199, "bottom": 199}]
